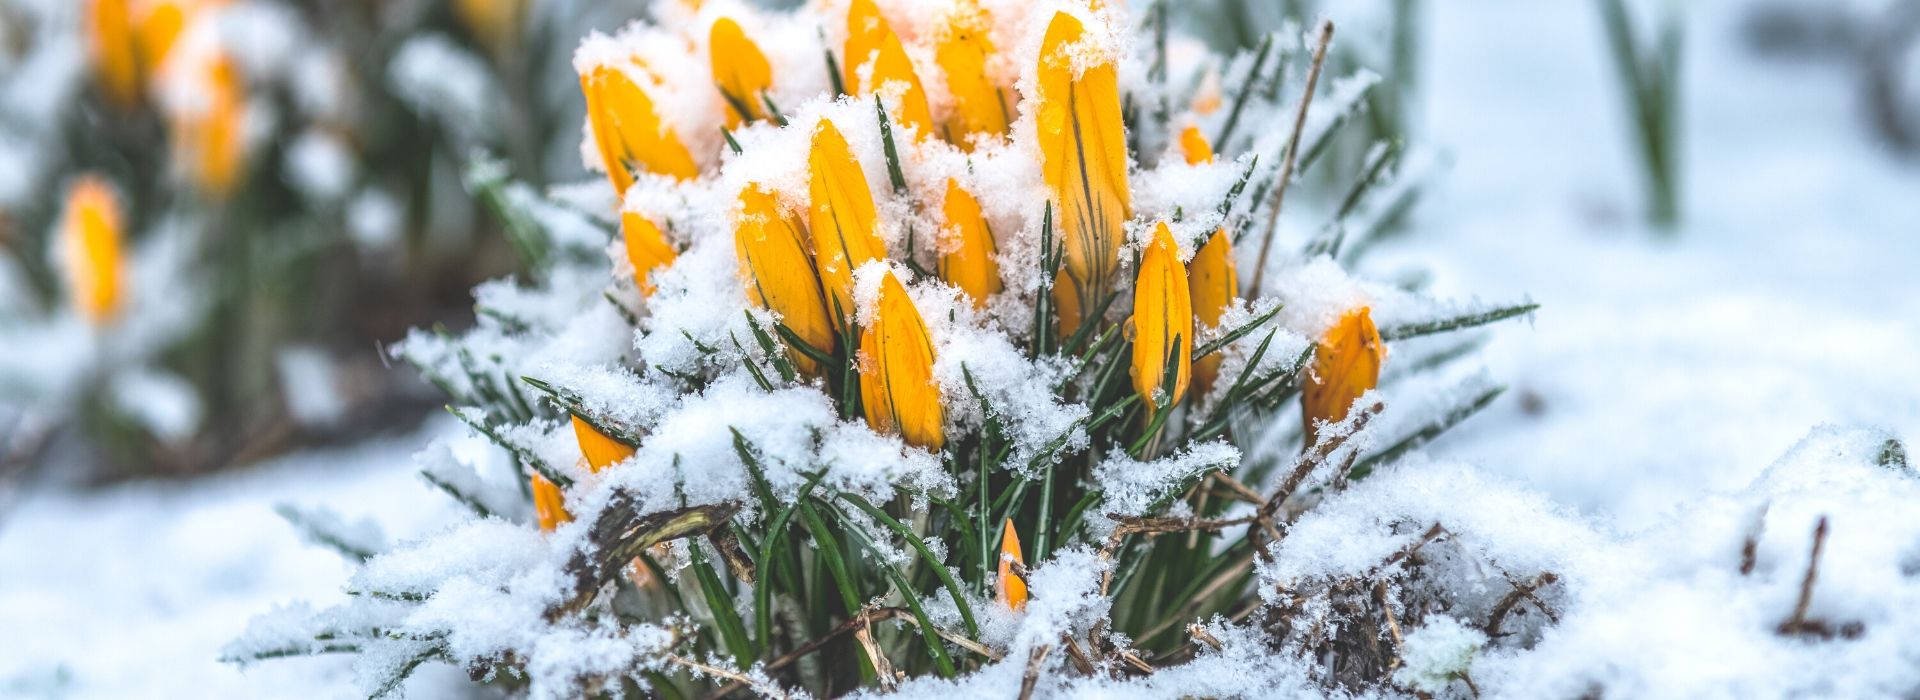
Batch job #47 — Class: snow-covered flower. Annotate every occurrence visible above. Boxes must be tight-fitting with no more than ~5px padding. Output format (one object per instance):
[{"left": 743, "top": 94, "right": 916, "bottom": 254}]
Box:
[
  {"left": 1303, "top": 305, "right": 1386, "bottom": 445},
  {"left": 1036, "top": 10, "right": 1128, "bottom": 338},
  {"left": 937, "top": 177, "right": 1001, "bottom": 308},
  {"left": 1131, "top": 221, "right": 1193, "bottom": 418},
  {"left": 58, "top": 176, "right": 127, "bottom": 325},
  {"left": 858, "top": 269, "right": 944, "bottom": 450}
]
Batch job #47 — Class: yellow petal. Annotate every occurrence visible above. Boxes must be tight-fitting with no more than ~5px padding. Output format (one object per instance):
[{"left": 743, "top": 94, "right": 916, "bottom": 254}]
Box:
[
  {"left": 844, "top": 0, "right": 934, "bottom": 136},
  {"left": 532, "top": 473, "right": 573, "bottom": 532},
  {"left": 580, "top": 60, "right": 699, "bottom": 195},
  {"left": 807, "top": 119, "right": 888, "bottom": 330},
  {"left": 134, "top": 1, "right": 191, "bottom": 79},
  {"left": 88, "top": 0, "right": 140, "bottom": 107},
  {"left": 1187, "top": 228, "right": 1236, "bottom": 395},
  {"left": 937, "top": 178, "right": 1001, "bottom": 309},
  {"left": 996, "top": 518, "right": 1027, "bottom": 611},
  {"left": 933, "top": 0, "right": 1012, "bottom": 148},
  {"left": 1037, "top": 11, "right": 1130, "bottom": 334},
  {"left": 858, "top": 271, "right": 944, "bottom": 450},
  {"left": 735, "top": 183, "right": 834, "bottom": 376},
  {"left": 59, "top": 177, "right": 126, "bottom": 325},
  {"left": 1052, "top": 268, "right": 1083, "bottom": 340},
  {"left": 622, "top": 209, "right": 678, "bottom": 297},
  {"left": 1178, "top": 124, "right": 1214, "bottom": 166},
  {"left": 1301, "top": 307, "right": 1386, "bottom": 446},
  {"left": 1131, "top": 222, "right": 1193, "bottom": 413},
  {"left": 168, "top": 53, "right": 246, "bottom": 197},
  {"left": 709, "top": 17, "right": 772, "bottom": 127},
  {"left": 572, "top": 414, "right": 636, "bottom": 473}
]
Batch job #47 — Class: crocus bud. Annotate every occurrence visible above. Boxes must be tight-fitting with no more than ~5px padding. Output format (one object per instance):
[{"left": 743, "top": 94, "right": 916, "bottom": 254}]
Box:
[
  {"left": 807, "top": 119, "right": 888, "bottom": 331},
  {"left": 858, "top": 270, "right": 944, "bottom": 450},
  {"left": 532, "top": 473, "right": 571, "bottom": 532},
  {"left": 933, "top": 0, "right": 1012, "bottom": 147},
  {"left": 578, "top": 56, "right": 698, "bottom": 195},
  {"left": 996, "top": 518, "right": 1027, "bottom": 611},
  {"left": 735, "top": 183, "right": 834, "bottom": 376},
  {"left": 1301, "top": 307, "right": 1386, "bottom": 446},
  {"left": 1037, "top": 11, "right": 1129, "bottom": 335},
  {"left": 168, "top": 52, "right": 247, "bottom": 198},
  {"left": 709, "top": 17, "right": 772, "bottom": 127},
  {"left": 1131, "top": 222, "right": 1193, "bottom": 415},
  {"left": 572, "top": 415, "right": 635, "bottom": 472},
  {"left": 1178, "top": 127, "right": 1238, "bottom": 396},
  {"left": 58, "top": 177, "right": 127, "bottom": 325},
  {"left": 937, "top": 178, "right": 1001, "bottom": 309},
  {"left": 622, "top": 209, "right": 677, "bottom": 297},
  {"left": 843, "top": 0, "right": 933, "bottom": 135},
  {"left": 88, "top": 0, "right": 140, "bottom": 107}
]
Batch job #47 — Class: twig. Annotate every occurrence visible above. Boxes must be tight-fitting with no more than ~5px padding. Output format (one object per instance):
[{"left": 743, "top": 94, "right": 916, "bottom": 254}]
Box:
[
  {"left": 1062, "top": 635, "right": 1096, "bottom": 675},
  {"left": 1248, "top": 20, "right": 1335, "bottom": 297},
  {"left": 1484, "top": 571, "right": 1560, "bottom": 637},
  {"left": 1778, "top": 516, "right": 1830, "bottom": 636},
  {"left": 854, "top": 621, "right": 897, "bottom": 691},
  {"left": 666, "top": 654, "right": 792, "bottom": 700},
  {"left": 1260, "top": 400, "right": 1384, "bottom": 521},
  {"left": 1739, "top": 503, "right": 1769, "bottom": 576},
  {"left": 1366, "top": 523, "right": 1448, "bottom": 577},
  {"left": 1188, "top": 624, "right": 1225, "bottom": 651},
  {"left": 1211, "top": 472, "right": 1268, "bottom": 505},
  {"left": 1373, "top": 581, "right": 1405, "bottom": 672},
  {"left": 549, "top": 500, "right": 740, "bottom": 619},
  {"left": 1018, "top": 645, "right": 1053, "bottom": 700}
]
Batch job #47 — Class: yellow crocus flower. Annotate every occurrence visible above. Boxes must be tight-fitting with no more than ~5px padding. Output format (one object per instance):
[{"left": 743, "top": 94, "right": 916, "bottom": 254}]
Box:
[
  {"left": 997, "top": 517, "right": 1027, "bottom": 611},
  {"left": 709, "top": 17, "right": 773, "bottom": 127},
  {"left": 1179, "top": 126, "right": 1237, "bottom": 396},
  {"left": 579, "top": 58, "right": 699, "bottom": 195},
  {"left": 932, "top": 0, "right": 1012, "bottom": 148},
  {"left": 168, "top": 52, "right": 246, "bottom": 198},
  {"left": 59, "top": 177, "right": 127, "bottom": 325},
  {"left": 858, "top": 269, "right": 944, "bottom": 450},
  {"left": 532, "top": 473, "right": 571, "bottom": 532},
  {"left": 1301, "top": 307, "right": 1386, "bottom": 446},
  {"left": 572, "top": 414, "right": 635, "bottom": 472},
  {"left": 622, "top": 209, "right": 677, "bottom": 297},
  {"left": 806, "top": 119, "right": 888, "bottom": 330},
  {"left": 735, "top": 183, "right": 834, "bottom": 376},
  {"left": 1130, "top": 222, "right": 1193, "bottom": 414},
  {"left": 843, "top": 0, "right": 934, "bottom": 136},
  {"left": 936, "top": 178, "right": 1000, "bottom": 309},
  {"left": 88, "top": 0, "right": 140, "bottom": 107},
  {"left": 1037, "top": 11, "right": 1130, "bottom": 335}
]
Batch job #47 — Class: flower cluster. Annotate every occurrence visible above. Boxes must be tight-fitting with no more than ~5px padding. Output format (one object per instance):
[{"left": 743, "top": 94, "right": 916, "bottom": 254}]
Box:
[{"left": 231, "top": 1, "right": 1536, "bottom": 697}]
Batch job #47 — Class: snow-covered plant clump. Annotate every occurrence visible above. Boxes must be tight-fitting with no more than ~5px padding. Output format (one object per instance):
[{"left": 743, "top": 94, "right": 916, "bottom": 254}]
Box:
[{"left": 227, "top": 0, "right": 1550, "bottom": 696}]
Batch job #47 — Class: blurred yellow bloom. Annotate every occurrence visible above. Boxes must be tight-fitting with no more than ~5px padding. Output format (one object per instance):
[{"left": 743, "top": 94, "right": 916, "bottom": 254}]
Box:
[
  {"left": 735, "top": 183, "right": 834, "bottom": 376},
  {"left": 88, "top": 0, "right": 140, "bottom": 106},
  {"left": 807, "top": 119, "right": 888, "bottom": 329},
  {"left": 709, "top": 17, "right": 772, "bottom": 127},
  {"left": 572, "top": 415, "right": 635, "bottom": 472},
  {"left": 1037, "top": 11, "right": 1129, "bottom": 334},
  {"left": 937, "top": 178, "right": 1000, "bottom": 309},
  {"left": 933, "top": 0, "right": 1012, "bottom": 147},
  {"left": 136, "top": 0, "right": 195, "bottom": 69},
  {"left": 454, "top": 0, "right": 528, "bottom": 52},
  {"left": 843, "top": 0, "right": 933, "bottom": 136},
  {"left": 168, "top": 52, "right": 246, "bottom": 198},
  {"left": 532, "top": 473, "right": 571, "bottom": 532},
  {"left": 59, "top": 177, "right": 127, "bottom": 325},
  {"left": 858, "top": 270, "right": 944, "bottom": 450},
  {"left": 580, "top": 59, "right": 698, "bottom": 195},
  {"left": 622, "top": 209, "right": 677, "bottom": 297},
  {"left": 1302, "top": 307, "right": 1386, "bottom": 446},
  {"left": 1131, "top": 222, "right": 1192, "bottom": 413},
  {"left": 1191, "top": 66, "right": 1223, "bottom": 116},
  {"left": 996, "top": 517, "right": 1027, "bottom": 611},
  {"left": 1179, "top": 127, "right": 1237, "bottom": 395}
]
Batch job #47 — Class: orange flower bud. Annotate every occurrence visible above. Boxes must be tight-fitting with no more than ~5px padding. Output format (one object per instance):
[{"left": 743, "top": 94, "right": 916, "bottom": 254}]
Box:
[
  {"left": 996, "top": 518, "right": 1027, "bottom": 611},
  {"left": 621, "top": 209, "right": 677, "bottom": 297},
  {"left": 58, "top": 177, "right": 127, "bottom": 325},
  {"left": 88, "top": 0, "right": 140, "bottom": 107},
  {"left": 1178, "top": 127, "right": 1237, "bottom": 395},
  {"left": 709, "top": 17, "right": 773, "bottom": 127},
  {"left": 532, "top": 473, "right": 572, "bottom": 532},
  {"left": 735, "top": 184, "right": 834, "bottom": 376},
  {"left": 858, "top": 270, "right": 944, "bottom": 450},
  {"left": 936, "top": 178, "right": 1000, "bottom": 309},
  {"left": 572, "top": 415, "right": 635, "bottom": 472},
  {"left": 579, "top": 58, "right": 699, "bottom": 195},
  {"left": 807, "top": 119, "right": 888, "bottom": 330},
  {"left": 933, "top": 0, "right": 1013, "bottom": 147},
  {"left": 1037, "top": 11, "right": 1129, "bottom": 334},
  {"left": 1301, "top": 307, "right": 1386, "bottom": 446},
  {"left": 1131, "top": 222, "right": 1193, "bottom": 414},
  {"left": 843, "top": 0, "right": 933, "bottom": 136}
]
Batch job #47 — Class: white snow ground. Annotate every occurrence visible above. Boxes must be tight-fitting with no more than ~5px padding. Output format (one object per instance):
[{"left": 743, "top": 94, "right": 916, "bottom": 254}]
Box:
[{"left": 1, "top": 0, "right": 1916, "bottom": 698}]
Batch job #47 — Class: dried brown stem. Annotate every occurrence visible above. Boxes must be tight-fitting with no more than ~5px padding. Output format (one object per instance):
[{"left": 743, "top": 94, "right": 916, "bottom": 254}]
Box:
[
  {"left": 1188, "top": 624, "right": 1226, "bottom": 652},
  {"left": 549, "top": 500, "right": 740, "bottom": 619},
  {"left": 665, "top": 654, "right": 790, "bottom": 700},
  {"left": 1248, "top": 20, "right": 1336, "bottom": 297},
  {"left": 1485, "top": 571, "right": 1560, "bottom": 637},
  {"left": 1018, "top": 644, "right": 1054, "bottom": 700},
  {"left": 1778, "top": 516, "right": 1830, "bottom": 636}
]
